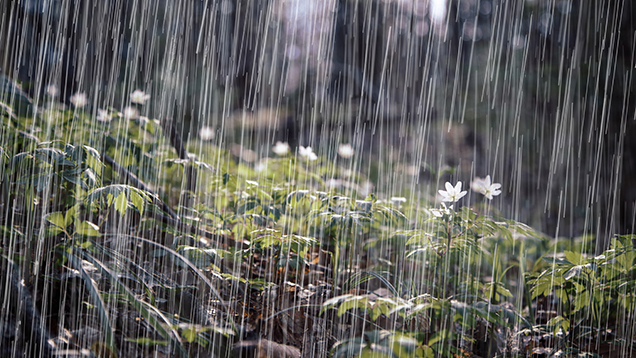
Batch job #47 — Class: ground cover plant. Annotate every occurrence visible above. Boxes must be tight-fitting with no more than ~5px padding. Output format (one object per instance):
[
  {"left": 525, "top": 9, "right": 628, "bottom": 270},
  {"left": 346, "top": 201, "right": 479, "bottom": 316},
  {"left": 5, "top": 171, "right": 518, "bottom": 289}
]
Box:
[{"left": 0, "top": 87, "right": 634, "bottom": 358}]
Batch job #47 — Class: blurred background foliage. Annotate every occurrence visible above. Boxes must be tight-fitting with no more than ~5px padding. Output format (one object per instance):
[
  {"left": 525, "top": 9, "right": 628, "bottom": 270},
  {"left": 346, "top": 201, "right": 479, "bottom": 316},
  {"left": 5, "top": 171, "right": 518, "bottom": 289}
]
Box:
[{"left": 2, "top": 0, "right": 636, "bottom": 250}]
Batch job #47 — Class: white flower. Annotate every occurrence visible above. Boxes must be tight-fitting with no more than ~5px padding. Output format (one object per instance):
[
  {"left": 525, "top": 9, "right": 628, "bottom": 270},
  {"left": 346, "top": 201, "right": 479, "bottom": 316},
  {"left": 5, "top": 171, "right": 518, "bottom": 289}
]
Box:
[
  {"left": 130, "top": 89, "right": 150, "bottom": 104},
  {"left": 199, "top": 126, "right": 215, "bottom": 140},
  {"left": 122, "top": 106, "right": 138, "bottom": 119},
  {"left": 254, "top": 160, "right": 267, "bottom": 172},
  {"left": 70, "top": 92, "right": 87, "bottom": 108},
  {"left": 299, "top": 146, "right": 317, "bottom": 161},
  {"left": 240, "top": 149, "right": 257, "bottom": 163},
  {"left": 359, "top": 181, "right": 374, "bottom": 197},
  {"left": 338, "top": 143, "right": 354, "bottom": 158},
  {"left": 471, "top": 175, "right": 501, "bottom": 200},
  {"left": 326, "top": 179, "right": 342, "bottom": 188},
  {"left": 431, "top": 203, "right": 453, "bottom": 217},
  {"left": 96, "top": 109, "right": 112, "bottom": 122},
  {"left": 272, "top": 141, "right": 290, "bottom": 156},
  {"left": 45, "top": 85, "right": 58, "bottom": 97},
  {"left": 391, "top": 197, "right": 407, "bottom": 204},
  {"left": 438, "top": 181, "right": 467, "bottom": 202}
]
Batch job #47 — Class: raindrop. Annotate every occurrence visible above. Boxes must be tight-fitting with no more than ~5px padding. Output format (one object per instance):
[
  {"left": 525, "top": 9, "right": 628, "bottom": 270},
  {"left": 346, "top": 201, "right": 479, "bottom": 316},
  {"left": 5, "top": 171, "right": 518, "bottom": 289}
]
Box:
[
  {"left": 430, "top": 0, "right": 446, "bottom": 23},
  {"left": 220, "top": 0, "right": 234, "bottom": 15},
  {"left": 511, "top": 34, "right": 526, "bottom": 50},
  {"left": 538, "top": 13, "right": 552, "bottom": 35},
  {"left": 415, "top": 19, "right": 430, "bottom": 37},
  {"left": 479, "top": 0, "right": 492, "bottom": 16},
  {"left": 557, "top": 0, "right": 572, "bottom": 15}
]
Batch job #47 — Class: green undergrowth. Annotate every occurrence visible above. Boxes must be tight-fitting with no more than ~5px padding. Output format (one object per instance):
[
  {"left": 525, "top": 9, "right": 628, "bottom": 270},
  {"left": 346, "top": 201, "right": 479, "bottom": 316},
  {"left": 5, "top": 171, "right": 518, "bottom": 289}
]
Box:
[{"left": 0, "top": 90, "right": 634, "bottom": 358}]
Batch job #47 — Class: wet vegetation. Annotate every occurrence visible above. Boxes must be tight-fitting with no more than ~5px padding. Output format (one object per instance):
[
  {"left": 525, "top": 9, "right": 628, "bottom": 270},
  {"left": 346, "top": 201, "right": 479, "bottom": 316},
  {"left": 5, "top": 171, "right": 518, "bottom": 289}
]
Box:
[
  {"left": 0, "top": 92, "right": 633, "bottom": 357},
  {"left": 1, "top": 0, "right": 636, "bottom": 357}
]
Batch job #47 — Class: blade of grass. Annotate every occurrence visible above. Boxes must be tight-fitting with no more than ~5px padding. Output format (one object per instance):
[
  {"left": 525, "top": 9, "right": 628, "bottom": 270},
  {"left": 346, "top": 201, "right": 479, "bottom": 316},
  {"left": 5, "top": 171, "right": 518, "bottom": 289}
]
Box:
[
  {"left": 69, "top": 247, "right": 190, "bottom": 358},
  {"left": 87, "top": 241, "right": 160, "bottom": 305},
  {"left": 345, "top": 270, "right": 398, "bottom": 296},
  {"left": 104, "top": 234, "right": 237, "bottom": 333},
  {"left": 62, "top": 249, "right": 118, "bottom": 358}
]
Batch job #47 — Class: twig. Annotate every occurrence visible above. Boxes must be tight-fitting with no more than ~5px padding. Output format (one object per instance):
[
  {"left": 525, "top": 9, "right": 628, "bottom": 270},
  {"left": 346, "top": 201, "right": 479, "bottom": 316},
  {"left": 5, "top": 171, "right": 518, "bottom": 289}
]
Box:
[
  {"left": 159, "top": 118, "right": 189, "bottom": 160},
  {"left": 160, "top": 118, "right": 197, "bottom": 202}
]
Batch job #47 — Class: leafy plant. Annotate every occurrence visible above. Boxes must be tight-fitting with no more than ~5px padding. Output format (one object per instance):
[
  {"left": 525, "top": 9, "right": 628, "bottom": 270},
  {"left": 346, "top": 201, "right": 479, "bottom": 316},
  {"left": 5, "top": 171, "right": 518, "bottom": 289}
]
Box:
[{"left": 526, "top": 235, "right": 636, "bottom": 355}]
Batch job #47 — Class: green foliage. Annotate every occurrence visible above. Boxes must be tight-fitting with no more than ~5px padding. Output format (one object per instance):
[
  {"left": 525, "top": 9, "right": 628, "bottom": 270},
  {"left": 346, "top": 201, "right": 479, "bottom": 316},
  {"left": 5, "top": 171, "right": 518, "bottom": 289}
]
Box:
[
  {"left": 0, "top": 96, "right": 634, "bottom": 358},
  {"left": 526, "top": 235, "right": 636, "bottom": 352},
  {"left": 331, "top": 330, "right": 434, "bottom": 358},
  {"left": 85, "top": 184, "right": 153, "bottom": 217}
]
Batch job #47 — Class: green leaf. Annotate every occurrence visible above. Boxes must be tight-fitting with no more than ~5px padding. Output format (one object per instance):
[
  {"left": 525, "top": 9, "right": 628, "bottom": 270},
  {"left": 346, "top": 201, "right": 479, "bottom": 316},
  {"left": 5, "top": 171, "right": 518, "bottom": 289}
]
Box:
[
  {"left": 128, "top": 190, "right": 145, "bottom": 216},
  {"left": 47, "top": 226, "right": 63, "bottom": 236},
  {"left": 565, "top": 250, "right": 584, "bottom": 265},
  {"left": 337, "top": 296, "right": 369, "bottom": 317},
  {"left": 114, "top": 192, "right": 128, "bottom": 217},
  {"left": 253, "top": 234, "right": 280, "bottom": 248},
  {"left": 64, "top": 206, "right": 77, "bottom": 228},
  {"left": 547, "top": 315, "right": 570, "bottom": 336},
  {"left": 180, "top": 324, "right": 198, "bottom": 343},
  {"left": 423, "top": 345, "right": 435, "bottom": 358},
  {"left": 75, "top": 221, "right": 101, "bottom": 237},
  {"left": 46, "top": 212, "right": 67, "bottom": 229},
  {"left": 321, "top": 294, "right": 354, "bottom": 314}
]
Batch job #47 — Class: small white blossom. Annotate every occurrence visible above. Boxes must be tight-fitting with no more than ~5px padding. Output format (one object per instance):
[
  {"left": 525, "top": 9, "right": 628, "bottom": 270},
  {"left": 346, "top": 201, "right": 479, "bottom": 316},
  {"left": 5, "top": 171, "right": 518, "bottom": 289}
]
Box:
[
  {"left": 130, "top": 89, "right": 151, "bottom": 104},
  {"left": 240, "top": 149, "right": 257, "bottom": 163},
  {"left": 471, "top": 175, "right": 501, "bottom": 200},
  {"left": 391, "top": 197, "right": 407, "bottom": 204},
  {"left": 338, "top": 143, "right": 354, "bottom": 158},
  {"left": 45, "top": 85, "right": 58, "bottom": 97},
  {"left": 199, "top": 126, "right": 215, "bottom": 140},
  {"left": 70, "top": 92, "right": 87, "bottom": 108},
  {"left": 438, "top": 181, "right": 467, "bottom": 202},
  {"left": 359, "top": 181, "right": 374, "bottom": 197},
  {"left": 431, "top": 203, "right": 453, "bottom": 217},
  {"left": 272, "top": 141, "right": 290, "bottom": 156},
  {"left": 326, "top": 179, "right": 342, "bottom": 188},
  {"left": 122, "top": 106, "right": 139, "bottom": 119},
  {"left": 96, "top": 109, "right": 112, "bottom": 122},
  {"left": 299, "top": 146, "right": 317, "bottom": 161},
  {"left": 254, "top": 160, "right": 267, "bottom": 172}
]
